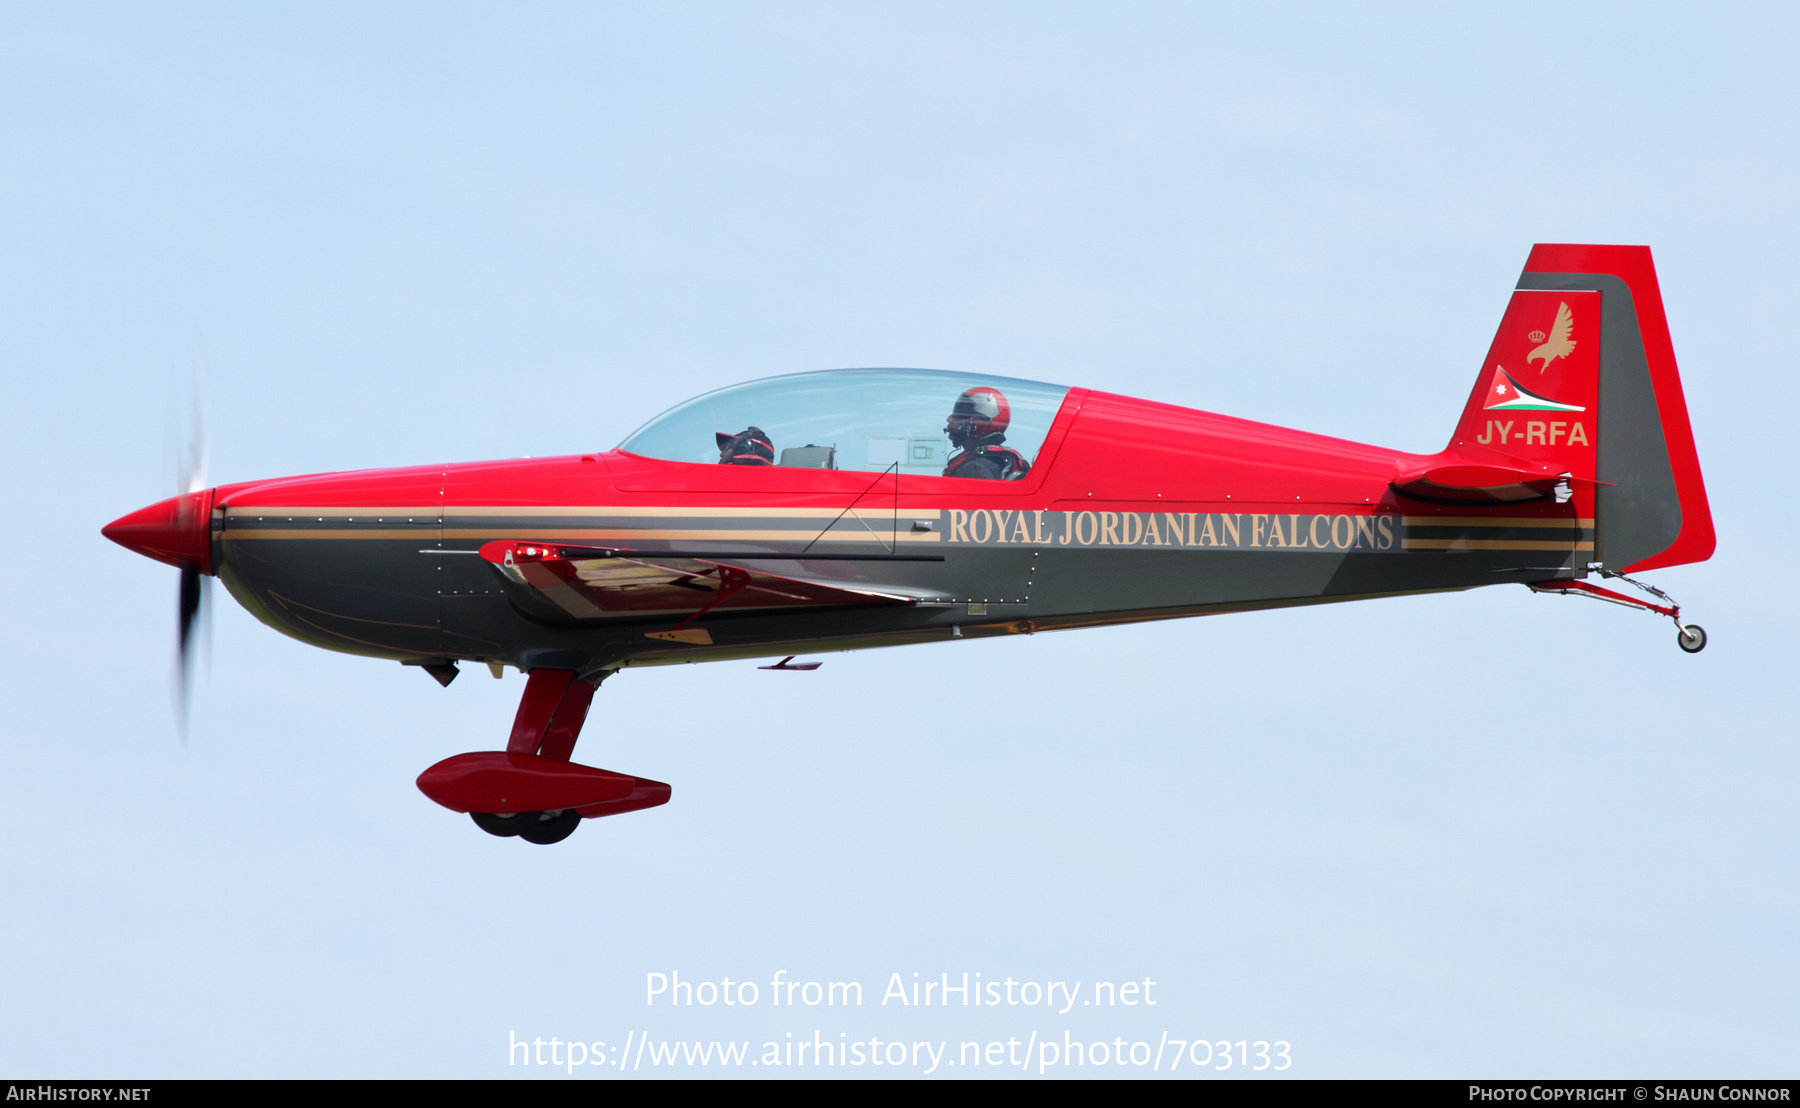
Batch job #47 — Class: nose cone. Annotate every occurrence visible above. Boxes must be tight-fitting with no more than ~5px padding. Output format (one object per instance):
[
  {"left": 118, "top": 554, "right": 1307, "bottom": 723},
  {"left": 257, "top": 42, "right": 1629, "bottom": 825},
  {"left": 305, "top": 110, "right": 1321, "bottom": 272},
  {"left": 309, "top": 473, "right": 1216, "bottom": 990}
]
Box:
[{"left": 103, "top": 489, "right": 214, "bottom": 573}]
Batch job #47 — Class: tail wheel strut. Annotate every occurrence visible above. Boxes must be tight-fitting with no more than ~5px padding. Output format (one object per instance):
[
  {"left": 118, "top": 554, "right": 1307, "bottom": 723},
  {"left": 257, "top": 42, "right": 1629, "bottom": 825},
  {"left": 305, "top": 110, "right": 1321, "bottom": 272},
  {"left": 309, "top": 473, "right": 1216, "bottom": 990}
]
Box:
[{"left": 1528, "top": 568, "right": 1706, "bottom": 654}]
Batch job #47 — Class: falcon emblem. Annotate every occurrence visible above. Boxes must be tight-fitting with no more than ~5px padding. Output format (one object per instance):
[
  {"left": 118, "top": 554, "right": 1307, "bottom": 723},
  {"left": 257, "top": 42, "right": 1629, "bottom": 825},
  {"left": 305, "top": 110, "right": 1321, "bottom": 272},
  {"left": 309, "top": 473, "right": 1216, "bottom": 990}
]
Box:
[{"left": 1526, "top": 302, "right": 1576, "bottom": 374}]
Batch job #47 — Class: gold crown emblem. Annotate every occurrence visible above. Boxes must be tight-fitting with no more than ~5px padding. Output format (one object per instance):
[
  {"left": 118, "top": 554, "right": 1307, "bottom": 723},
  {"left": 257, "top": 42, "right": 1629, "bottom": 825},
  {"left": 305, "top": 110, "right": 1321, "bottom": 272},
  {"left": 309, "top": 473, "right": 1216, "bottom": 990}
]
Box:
[{"left": 1528, "top": 330, "right": 1547, "bottom": 342}]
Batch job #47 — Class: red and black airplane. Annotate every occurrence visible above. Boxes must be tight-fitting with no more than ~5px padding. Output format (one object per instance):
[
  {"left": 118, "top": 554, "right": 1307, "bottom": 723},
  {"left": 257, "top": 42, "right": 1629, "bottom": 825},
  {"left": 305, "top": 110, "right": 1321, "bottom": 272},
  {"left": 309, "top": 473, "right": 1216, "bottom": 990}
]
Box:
[{"left": 104, "top": 244, "right": 1714, "bottom": 844}]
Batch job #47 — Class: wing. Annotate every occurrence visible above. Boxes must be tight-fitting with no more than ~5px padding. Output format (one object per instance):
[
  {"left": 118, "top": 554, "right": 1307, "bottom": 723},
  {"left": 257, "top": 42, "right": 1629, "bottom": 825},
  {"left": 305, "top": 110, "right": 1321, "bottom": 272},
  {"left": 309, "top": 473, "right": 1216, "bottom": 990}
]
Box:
[{"left": 477, "top": 540, "right": 947, "bottom": 625}]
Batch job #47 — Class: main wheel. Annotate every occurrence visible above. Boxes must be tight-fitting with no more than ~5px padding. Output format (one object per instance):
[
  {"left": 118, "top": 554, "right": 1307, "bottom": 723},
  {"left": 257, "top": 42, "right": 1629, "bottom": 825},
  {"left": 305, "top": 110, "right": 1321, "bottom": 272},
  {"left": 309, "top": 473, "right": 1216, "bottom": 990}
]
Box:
[
  {"left": 471, "top": 811, "right": 523, "bottom": 837},
  {"left": 517, "top": 809, "right": 582, "bottom": 845},
  {"left": 1677, "top": 624, "right": 1708, "bottom": 653}
]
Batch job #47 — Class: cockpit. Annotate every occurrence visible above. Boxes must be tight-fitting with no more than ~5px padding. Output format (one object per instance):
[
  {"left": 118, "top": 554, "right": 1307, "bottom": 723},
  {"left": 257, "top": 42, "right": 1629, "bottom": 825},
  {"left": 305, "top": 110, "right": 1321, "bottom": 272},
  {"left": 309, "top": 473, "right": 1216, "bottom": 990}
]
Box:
[{"left": 617, "top": 368, "right": 1071, "bottom": 480}]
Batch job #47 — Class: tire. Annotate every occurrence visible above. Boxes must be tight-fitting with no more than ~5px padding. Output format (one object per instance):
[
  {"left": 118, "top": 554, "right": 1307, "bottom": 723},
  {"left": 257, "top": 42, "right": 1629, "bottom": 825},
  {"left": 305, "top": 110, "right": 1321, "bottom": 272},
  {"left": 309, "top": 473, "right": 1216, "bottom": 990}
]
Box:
[
  {"left": 517, "top": 809, "right": 582, "bottom": 845},
  {"left": 1677, "top": 624, "right": 1708, "bottom": 653},
  {"left": 471, "top": 811, "right": 523, "bottom": 837}
]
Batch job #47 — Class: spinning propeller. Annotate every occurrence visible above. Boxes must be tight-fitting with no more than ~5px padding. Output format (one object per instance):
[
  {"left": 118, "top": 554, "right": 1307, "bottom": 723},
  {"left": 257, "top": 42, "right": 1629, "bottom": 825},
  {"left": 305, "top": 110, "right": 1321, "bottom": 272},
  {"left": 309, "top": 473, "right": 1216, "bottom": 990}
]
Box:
[
  {"left": 174, "top": 401, "right": 209, "bottom": 718},
  {"left": 103, "top": 391, "right": 214, "bottom": 728}
]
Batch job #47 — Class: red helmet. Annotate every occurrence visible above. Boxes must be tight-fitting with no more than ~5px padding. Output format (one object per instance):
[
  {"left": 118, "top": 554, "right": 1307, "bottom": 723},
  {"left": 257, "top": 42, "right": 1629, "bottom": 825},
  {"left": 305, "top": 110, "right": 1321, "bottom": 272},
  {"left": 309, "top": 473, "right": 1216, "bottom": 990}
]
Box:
[{"left": 947, "top": 386, "right": 1011, "bottom": 438}]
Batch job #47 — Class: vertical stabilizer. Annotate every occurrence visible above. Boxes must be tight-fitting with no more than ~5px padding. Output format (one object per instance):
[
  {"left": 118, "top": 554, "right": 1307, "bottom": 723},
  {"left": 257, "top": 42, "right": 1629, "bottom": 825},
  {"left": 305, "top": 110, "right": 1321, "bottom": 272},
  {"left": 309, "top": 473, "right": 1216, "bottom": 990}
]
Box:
[{"left": 1436, "top": 245, "right": 1715, "bottom": 572}]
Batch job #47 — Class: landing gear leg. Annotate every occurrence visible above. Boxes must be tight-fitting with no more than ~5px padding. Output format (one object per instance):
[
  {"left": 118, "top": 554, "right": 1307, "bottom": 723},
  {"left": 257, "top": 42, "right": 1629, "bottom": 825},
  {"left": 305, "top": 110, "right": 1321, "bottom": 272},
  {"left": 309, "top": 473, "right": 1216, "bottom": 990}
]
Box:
[
  {"left": 467, "top": 667, "right": 604, "bottom": 844},
  {"left": 419, "top": 668, "right": 666, "bottom": 841}
]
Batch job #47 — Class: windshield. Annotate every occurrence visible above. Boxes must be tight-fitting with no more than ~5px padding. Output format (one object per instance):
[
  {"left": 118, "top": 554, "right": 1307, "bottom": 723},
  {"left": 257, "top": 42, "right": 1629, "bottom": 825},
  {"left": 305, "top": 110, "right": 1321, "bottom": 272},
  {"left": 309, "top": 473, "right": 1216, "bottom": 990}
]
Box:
[{"left": 618, "top": 368, "right": 1070, "bottom": 477}]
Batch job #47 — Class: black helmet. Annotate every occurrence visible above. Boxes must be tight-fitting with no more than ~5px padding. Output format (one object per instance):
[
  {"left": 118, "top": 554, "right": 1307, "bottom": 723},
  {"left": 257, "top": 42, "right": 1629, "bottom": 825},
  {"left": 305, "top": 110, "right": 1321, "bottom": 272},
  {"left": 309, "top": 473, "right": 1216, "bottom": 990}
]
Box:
[{"left": 716, "top": 426, "right": 774, "bottom": 465}]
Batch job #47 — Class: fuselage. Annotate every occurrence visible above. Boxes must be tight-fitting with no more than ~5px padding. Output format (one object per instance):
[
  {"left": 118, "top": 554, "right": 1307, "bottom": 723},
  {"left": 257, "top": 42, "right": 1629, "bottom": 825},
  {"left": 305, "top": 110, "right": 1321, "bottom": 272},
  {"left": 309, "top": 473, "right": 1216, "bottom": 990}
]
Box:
[{"left": 204, "top": 385, "right": 1591, "bottom": 677}]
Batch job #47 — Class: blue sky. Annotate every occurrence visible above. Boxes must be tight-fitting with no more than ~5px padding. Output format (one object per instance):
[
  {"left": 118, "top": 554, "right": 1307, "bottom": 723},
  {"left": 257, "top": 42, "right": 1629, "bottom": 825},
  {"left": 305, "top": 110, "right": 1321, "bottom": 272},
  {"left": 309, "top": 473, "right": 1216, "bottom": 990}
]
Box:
[{"left": 2, "top": 3, "right": 1795, "bottom": 1078}]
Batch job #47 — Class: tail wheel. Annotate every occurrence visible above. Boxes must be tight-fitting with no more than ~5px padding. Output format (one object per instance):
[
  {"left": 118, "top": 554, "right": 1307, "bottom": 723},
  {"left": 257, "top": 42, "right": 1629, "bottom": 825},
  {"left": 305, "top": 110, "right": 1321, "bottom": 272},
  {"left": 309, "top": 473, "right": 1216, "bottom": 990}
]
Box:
[
  {"left": 518, "top": 809, "right": 582, "bottom": 845},
  {"left": 1677, "top": 624, "right": 1708, "bottom": 653}
]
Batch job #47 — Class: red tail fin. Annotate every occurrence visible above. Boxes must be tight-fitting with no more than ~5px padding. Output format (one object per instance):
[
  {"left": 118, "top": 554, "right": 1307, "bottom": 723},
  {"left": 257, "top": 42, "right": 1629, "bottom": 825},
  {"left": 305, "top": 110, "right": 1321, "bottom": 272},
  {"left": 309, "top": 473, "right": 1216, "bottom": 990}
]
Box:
[
  {"left": 1404, "top": 245, "right": 1715, "bottom": 573},
  {"left": 1447, "top": 287, "right": 1602, "bottom": 485}
]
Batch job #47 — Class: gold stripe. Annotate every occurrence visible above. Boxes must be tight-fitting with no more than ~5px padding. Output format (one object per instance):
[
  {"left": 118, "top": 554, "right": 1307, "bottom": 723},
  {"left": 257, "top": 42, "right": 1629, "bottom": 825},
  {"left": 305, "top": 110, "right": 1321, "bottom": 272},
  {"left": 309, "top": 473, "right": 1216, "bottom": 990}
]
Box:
[
  {"left": 1402, "top": 539, "right": 1595, "bottom": 551},
  {"left": 222, "top": 529, "right": 429, "bottom": 540},
  {"left": 440, "top": 528, "right": 942, "bottom": 543},
  {"left": 448, "top": 505, "right": 942, "bottom": 520},
  {"left": 225, "top": 508, "right": 439, "bottom": 518},
  {"left": 1402, "top": 516, "right": 1595, "bottom": 528},
  {"left": 224, "top": 527, "right": 941, "bottom": 543},
  {"left": 237, "top": 505, "right": 941, "bottom": 520}
]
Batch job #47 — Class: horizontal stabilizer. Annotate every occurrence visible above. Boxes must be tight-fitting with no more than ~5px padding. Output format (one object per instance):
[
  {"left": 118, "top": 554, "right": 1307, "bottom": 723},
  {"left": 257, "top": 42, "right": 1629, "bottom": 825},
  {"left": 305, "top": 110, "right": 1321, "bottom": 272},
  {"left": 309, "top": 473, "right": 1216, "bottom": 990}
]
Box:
[{"left": 1392, "top": 457, "right": 1608, "bottom": 506}]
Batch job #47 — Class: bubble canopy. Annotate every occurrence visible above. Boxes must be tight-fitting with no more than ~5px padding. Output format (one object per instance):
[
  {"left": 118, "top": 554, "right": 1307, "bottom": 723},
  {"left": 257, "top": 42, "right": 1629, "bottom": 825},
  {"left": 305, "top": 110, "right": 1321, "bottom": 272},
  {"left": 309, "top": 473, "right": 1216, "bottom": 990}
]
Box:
[{"left": 617, "top": 368, "right": 1071, "bottom": 476}]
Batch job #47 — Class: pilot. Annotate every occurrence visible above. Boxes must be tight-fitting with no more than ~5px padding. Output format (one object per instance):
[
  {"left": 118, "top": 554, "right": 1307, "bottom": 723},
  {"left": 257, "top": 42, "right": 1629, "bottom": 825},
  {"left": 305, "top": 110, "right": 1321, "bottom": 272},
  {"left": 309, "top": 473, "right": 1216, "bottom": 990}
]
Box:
[
  {"left": 716, "top": 426, "right": 774, "bottom": 465},
  {"left": 942, "top": 387, "right": 1029, "bottom": 480}
]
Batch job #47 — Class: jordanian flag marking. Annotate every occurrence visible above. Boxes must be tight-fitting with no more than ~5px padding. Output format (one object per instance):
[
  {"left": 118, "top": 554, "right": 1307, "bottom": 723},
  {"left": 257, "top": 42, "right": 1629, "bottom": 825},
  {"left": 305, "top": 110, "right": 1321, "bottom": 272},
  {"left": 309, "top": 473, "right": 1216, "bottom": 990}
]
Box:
[{"left": 1481, "top": 366, "right": 1586, "bottom": 412}]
